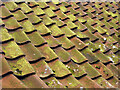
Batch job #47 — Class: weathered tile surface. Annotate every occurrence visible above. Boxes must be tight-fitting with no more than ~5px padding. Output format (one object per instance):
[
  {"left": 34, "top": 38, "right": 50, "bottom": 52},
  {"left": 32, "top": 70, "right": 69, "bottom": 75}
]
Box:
[{"left": 1, "top": 1, "right": 119, "bottom": 89}]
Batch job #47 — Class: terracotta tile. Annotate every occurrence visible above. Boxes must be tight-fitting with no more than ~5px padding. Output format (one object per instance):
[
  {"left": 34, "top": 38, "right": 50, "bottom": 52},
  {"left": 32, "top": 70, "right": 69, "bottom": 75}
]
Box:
[
  {"left": 93, "top": 50, "right": 112, "bottom": 63},
  {"left": 70, "top": 36, "right": 87, "bottom": 50},
  {"left": 92, "top": 62, "right": 113, "bottom": 79},
  {"left": 79, "top": 62, "right": 101, "bottom": 79},
  {"left": 94, "top": 77, "right": 114, "bottom": 88},
  {"left": 1, "top": 1, "right": 119, "bottom": 88},
  {"left": 19, "top": 43, "right": 45, "bottom": 61},
  {"left": 1, "top": 74, "right": 27, "bottom": 88},
  {"left": 17, "top": 3, "right": 33, "bottom": 14},
  {"left": 67, "top": 48, "right": 87, "bottom": 63},
  {"left": 78, "top": 76, "right": 102, "bottom": 88},
  {"left": 33, "top": 22, "right": 51, "bottom": 35},
  {"left": 107, "top": 76, "right": 119, "bottom": 88},
  {"left": 43, "top": 35, "right": 60, "bottom": 48},
  {"left": 46, "top": 24, "right": 64, "bottom": 37},
  {"left": 43, "top": 77, "right": 65, "bottom": 88},
  {"left": 9, "top": 29, "right": 31, "bottom": 44},
  {"left": 42, "top": 16, "right": 55, "bottom": 26},
  {"left": 106, "top": 63, "right": 119, "bottom": 78},
  {"left": 53, "top": 47, "right": 71, "bottom": 62},
  {"left": 66, "top": 61, "right": 86, "bottom": 77},
  {"left": 21, "top": 74, "right": 48, "bottom": 88},
  {"left": 48, "top": 59, "right": 71, "bottom": 77},
  {"left": 58, "top": 75, "right": 83, "bottom": 88},
  {"left": 0, "top": 55, "right": 12, "bottom": 76},
  {"left": 2, "top": 17, "right": 21, "bottom": 30},
  {"left": 2, "top": 41, "right": 24, "bottom": 59},
  {"left": 31, "top": 60, "right": 53, "bottom": 78},
  {"left": 0, "top": 27, "right": 13, "bottom": 43},
  {"left": 37, "top": 44, "right": 58, "bottom": 61},
  {"left": 27, "top": 31, "right": 47, "bottom": 46},
  {"left": 56, "top": 35, "right": 74, "bottom": 50},
  {"left": 26, "top": 12, "right": 42, "bottom": 24},
  {"left": 7, "top": 57, "right": 35, "bottom": 76},
  {"left": 1, "top": 6, "right": 11, "bottom": 18},
  {"left": 4, "top": 2, "right": 18, "bottom": 11},
  {"left": 81, "top": 48, "right": 99, "bottom": 63},
  {"left": 19, "top": 20, "right": 35, "bottom": 33}
]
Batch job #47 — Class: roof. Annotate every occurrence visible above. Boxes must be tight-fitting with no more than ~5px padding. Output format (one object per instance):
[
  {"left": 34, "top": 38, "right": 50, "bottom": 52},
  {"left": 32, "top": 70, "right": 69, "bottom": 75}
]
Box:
[{"left": 0, "top": 1, "right": 120, "bottom": 89}]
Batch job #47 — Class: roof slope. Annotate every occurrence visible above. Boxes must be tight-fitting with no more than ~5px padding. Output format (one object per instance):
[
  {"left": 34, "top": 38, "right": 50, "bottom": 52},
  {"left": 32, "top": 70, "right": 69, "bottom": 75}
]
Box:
[{"left": 0, "top": 1, "right": 120, "bottom": 89}]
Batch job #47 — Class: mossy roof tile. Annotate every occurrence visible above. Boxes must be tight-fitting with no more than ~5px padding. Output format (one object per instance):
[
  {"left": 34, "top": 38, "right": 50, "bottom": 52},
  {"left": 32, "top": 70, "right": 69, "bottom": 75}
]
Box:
[
  {"left": 92, "top": 62, "right": 113, "bottom": 79},
  {"left": 0, "top": 19, "right": 4, "bottom": 26},
  {"left": 84, "top": 40, "right": 98, "bottom": 52},
  {"left": 19, "top": 20, "right": 35, "bottom": 33},
  {"left": 31, "top": 6, "right": 45, "bottom": 16},
  {"left": 47, "top": 25, "right": 64, "bottom": 36},
  {"left": 67, "top": 48, "right": 87, "bottom": 63},
  {"left": 1, "top": 6, "right": 11, "bottom": 18},
  {"left": 27, "top": 31, "right": 46, "bottom": 46},
  {"left": 4, "top": 2, "right": 18, "bottom": 11},
  {"left": 37, "top": 44, "right": 58, "bottom": 61},
  {"left": 9, "top": 30, "right": 31, "bottom": 44},
  {"left": 2, "top": 17, "right": 21, "bottom": 30},
  {"left": 2, "top": 41, "right": 24, "bottom": 59},
  {"left": 81, "top": 48, "right": 99, "bottom": 63},
  {"left": 0, "top": 55, "right": 12, "bottom": 76},
  {"left": 60, "top": 26, "right": 76, "bottom": 38},
  {"left": 74, "top": 29, "right": 89, "bottom": 38},
  {"left": 94, "top": 50, "right": 112, "bottom": 63},
  {"left": 105, "top": 51, "right": 119, "bottom": 64},
  {"left": 107, "top": 76, "right": 119, "bottom": 87},
  {"left": 48, "top": 59, "right": 71, "bottom": 77},
  {"left": 1, "top": 1, "right": 119, "bottom": 88},
  {"left": 18, "top": 3, "right": 33, "bottom": 13},
  {"left": 70, "top": 37, "right": 87, "bottom": 50},
  {"left": 37, "top": 2, "right": 48, "bottom": 8},
  {"left": 106, "top": 63, "right": 119, "bottom": 78},
  {"left": 43, "top": 77, "right": 65, "bottom": 88},
  {"left": 56, "top": 35, "right": 74, "bottom": 49},
  {"left": 31, "top": 60, "right": 53, "bottom": 78},
  {"left": 26, "top": 13, "right": 42, "bottom": 24},
  {"left": 66, "top": 61, "right": 86, "bottom": 77},
  {"left": 79, "top": 62, "right": 101, "bottom": 78},
  {"left": 7, "top": 57, "right": 35, "bottom": 76},
  {"left": 43, "top": 35, "right": 60, "bottom": 48},
  {"left": 94, "top": 77, "right": 114, "bottom": 88},
  {"left": 43, "top": 8, "right": 56, "bottom": 17},
  {"left": 53, "top": 47, "right": 71, "bottom": 62},
  {"left": 42, "top": 16, "right": 55, "bottom": 26},
  {"left": 47, "top": 2, "right": 59, "bottom": 11},
  {"left": 19, "top": 43, "right": 44, "bottom": 61},
  {"left": 82, "top": 30, "right": 98, "bottom": 41},
  {"left": 11, "top": 10, "right": 27, "bottom": 21},
  {"left": 34, "top": 23, "right": 51, "bottom": 35},
  {"left": 0, "top": 27, "right": 13, "bottom": 42}
]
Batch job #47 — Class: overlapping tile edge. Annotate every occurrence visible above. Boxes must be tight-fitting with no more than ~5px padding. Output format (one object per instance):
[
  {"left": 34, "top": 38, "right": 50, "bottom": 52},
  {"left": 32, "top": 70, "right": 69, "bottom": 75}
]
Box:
[{"left": 0, "top": 1, "right": 120, "bottom": 89}]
